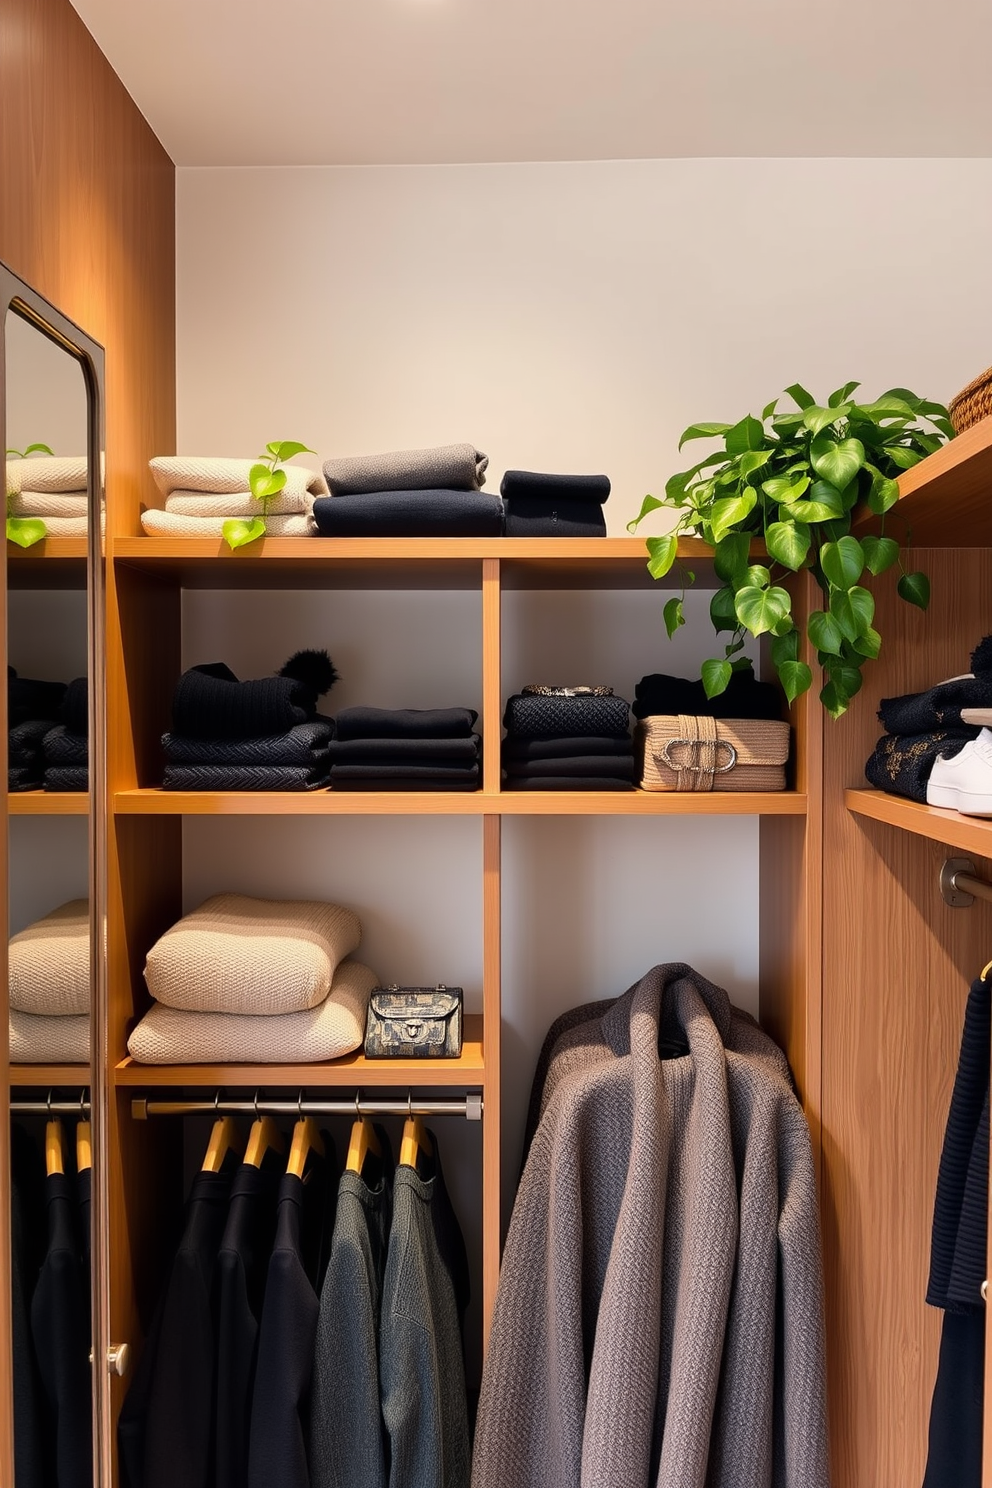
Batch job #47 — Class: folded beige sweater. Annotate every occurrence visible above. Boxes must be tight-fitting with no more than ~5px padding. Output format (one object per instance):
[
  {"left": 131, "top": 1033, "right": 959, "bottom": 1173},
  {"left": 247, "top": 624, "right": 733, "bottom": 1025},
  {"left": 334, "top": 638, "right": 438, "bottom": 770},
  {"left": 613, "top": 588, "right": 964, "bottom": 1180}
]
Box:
[
  {"left": 128, "top": 958, "right": 376, "bottom": 1064},
  {"left": 5, "top": 455, "right": 89, "bottom": 495},
  {"left": 141, "top": 510, "right": 313, "bottom": 538},
  {"left": 164, "top": 489, "right": 313, "bottom": 518},
  {"left": 149, "top": 456, "right": 327, "bottom": 500},
  {"left": 7, "top": 491, "right": 88, "bottom": 517},
  {"left": 10, "top": 1009, "right": 91, "bottom": 1063},
  {"left": 9, "top": 900, "right": 90, "bottom": 1016},
  {"left": 144, "top": 893, "right": 362, "bottom": 1015}
]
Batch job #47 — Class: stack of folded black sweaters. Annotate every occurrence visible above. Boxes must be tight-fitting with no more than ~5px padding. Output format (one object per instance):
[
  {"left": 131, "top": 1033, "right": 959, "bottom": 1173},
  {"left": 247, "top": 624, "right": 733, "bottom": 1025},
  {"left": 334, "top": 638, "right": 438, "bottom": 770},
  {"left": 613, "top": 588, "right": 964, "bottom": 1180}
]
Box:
[
  {"left": 161, "top": 650, "right": 338, "bottom": 791},
  {"left": 327, "top": 708, "right": 481, "bottom": 791},
  {"left": 500, "top": 470, "right": 610, "bottom": 537},
  {"left": 864, "top": 636, "right": 992, "bottom": 802},
  {"left": 501, "top": 688, "right": 634, "bottom": 790},
  {"left": 313, "top": 444, "right": 503, "bottom": 537},
  {"left": 632, "top": 664, "right": 783, "bottom": 723},
  {"left": 8, "top": 669, "right": 89, "bottom": 792}
]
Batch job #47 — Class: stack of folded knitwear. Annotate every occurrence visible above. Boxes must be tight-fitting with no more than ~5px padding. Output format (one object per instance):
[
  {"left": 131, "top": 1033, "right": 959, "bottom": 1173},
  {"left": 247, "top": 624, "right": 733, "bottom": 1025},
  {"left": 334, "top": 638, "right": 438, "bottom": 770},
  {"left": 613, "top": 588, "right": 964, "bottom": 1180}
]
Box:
[
  {"left": 6, "top": 455, "right": 91, "bottom": 536},
  {"left": 141, "top": 456, "right": 327, "bottom": 537},
  {"left": 161, "top": 649, "right": 339, "bottom": 791},
  {"left": 500, "top": 470, "right": 611, "bottom": 537},
  {"left": 8, "top": 667, "right": 66, "bottom": 790},
  {"left": 501, "top": 688, "right": 634, "bottom": 790},
  {"left": 327, "top": 706, "right": 481, "bottom": 790},
  {"left": 9, "top": 901, "right": 91, "bottom": 1063},
  {"left": 313, "top": 444, "right": 503, "bottom": 536},
  {"left": 632, "top": 665, "right": 784, "bottom": 723},
  {"left": 42, "top": 676, "right": 89, "bottom": 791},
  {"left": 864, "top": 635, "right": 992, "bottom": 802},
  {"left": 126, "top": 893, "right": 378, "bottom": 1064}
]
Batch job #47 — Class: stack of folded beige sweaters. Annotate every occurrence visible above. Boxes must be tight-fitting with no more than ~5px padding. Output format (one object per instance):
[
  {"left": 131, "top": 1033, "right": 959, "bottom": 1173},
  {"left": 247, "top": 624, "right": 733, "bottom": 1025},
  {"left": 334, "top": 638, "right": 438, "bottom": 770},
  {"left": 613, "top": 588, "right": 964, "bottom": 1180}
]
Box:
[
  {"left": 141, "top": 457, "right": 327, "bottom": 537},
  {"left": 6, "top": 455, "right": 93, "bottom": 536},
  {"left": 9, "top": 900, "right": 91, "bottom": 1062},
  {"left": 126, "top": 893, "right": 377, "bottom": 1062}
]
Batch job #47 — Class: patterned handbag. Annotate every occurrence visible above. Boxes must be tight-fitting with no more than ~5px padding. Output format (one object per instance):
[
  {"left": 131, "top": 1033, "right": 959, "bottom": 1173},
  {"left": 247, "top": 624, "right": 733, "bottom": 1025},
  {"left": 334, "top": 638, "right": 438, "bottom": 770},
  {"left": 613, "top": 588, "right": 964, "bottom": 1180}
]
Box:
[
  {"left": 364, "top": 985, "right": 464, "bottom": 1059},
  {"left": 636, "top": 714, "right": 791, "bottom": 792}
]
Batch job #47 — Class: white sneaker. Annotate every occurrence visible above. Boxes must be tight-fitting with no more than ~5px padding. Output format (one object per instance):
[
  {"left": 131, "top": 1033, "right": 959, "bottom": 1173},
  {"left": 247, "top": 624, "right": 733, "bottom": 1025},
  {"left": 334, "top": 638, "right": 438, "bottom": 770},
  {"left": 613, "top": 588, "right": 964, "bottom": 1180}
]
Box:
[{"left": 927, "top": 728, "right": 992, "bottom": 816}]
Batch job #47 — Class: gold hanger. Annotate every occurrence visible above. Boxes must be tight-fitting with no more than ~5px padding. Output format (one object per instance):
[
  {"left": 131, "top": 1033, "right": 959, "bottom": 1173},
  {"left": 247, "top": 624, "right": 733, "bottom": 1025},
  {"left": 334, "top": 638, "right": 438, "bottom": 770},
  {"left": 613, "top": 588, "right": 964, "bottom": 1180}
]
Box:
[
  {"left": 286, "top": 1110, "right": 324, "bottom": 1180},
  {"left": 399, "top": 1094, "right": 433, "bottom": 1171},
  {"left": 346, "top": 1093, "right": 382, "bottom": 1177},
  {"left": 244, "top": 1093, "right": 285, "bottom": 1169},
  {"left": 76, "top": 1090, "right": 91, "bottom": 1174},
  {"left": 982, "top": 958, "right": 992, "bottom": 982},
  {"left": 45, "top": 1112, "right": 65, "bottom": 1178},
  {"left": 202, "top": 1115, "right": 241, "bottom": 1173}
]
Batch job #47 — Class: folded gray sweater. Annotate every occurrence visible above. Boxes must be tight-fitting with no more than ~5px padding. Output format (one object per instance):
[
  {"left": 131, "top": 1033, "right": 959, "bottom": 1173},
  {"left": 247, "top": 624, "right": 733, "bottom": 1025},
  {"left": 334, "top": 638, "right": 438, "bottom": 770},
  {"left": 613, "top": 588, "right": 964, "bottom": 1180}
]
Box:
[{"left": 323, "top": 444, "right": 488, "bottom": 496}]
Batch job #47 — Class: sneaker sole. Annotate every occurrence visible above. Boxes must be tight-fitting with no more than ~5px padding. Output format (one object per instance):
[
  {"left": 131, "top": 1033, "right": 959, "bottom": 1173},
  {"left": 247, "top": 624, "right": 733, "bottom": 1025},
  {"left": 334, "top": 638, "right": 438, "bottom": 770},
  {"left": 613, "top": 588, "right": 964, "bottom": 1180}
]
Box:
[{"left": 927, "top": 782, "right": 992, "bottom": 817}]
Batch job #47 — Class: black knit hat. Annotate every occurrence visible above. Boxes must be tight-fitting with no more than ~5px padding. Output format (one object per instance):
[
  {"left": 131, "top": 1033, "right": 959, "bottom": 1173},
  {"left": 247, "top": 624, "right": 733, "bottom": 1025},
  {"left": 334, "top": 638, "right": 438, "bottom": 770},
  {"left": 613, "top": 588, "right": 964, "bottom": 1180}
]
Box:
[{"left": 171, "top": 649, "right": 339, "bottom": 741}]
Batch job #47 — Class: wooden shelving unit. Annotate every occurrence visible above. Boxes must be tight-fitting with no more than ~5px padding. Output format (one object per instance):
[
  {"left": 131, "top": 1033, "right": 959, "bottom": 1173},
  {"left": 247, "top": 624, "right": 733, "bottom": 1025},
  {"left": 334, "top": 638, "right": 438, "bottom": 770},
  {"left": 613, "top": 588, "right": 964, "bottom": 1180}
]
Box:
[
  {"left": 853, "top": 414, "right": 992, "bottom": 546},
  {"left": 846, "top": 787, "right": 992, "bottom": 857},
  {"left": 9, "top": 1065, "right": 91, "bottom": 1087},
  {"left": 9, "top": 792, "right": 88, "bottom": 815},
  {"left": 7, "top": 538, "right": 87, "bottom": 590},
  {"left": 114, "top": 787, "right": 807, "bottom": 816}
]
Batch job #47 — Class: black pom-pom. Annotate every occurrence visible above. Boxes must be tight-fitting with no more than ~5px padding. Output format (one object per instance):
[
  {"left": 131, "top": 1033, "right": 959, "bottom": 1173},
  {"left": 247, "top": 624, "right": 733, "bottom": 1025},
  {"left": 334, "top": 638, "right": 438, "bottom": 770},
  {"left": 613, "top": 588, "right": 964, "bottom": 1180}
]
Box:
[
  {"left": 971, "top": 636, "right": 992, "bottom": 675},
  {"left": 278, "top": 649, "right": 340, "bottom": 695}
]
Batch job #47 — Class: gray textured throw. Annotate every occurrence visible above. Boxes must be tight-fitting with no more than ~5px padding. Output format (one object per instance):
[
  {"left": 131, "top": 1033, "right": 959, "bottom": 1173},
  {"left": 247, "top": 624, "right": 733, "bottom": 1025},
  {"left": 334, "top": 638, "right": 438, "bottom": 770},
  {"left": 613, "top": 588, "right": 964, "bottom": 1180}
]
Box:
[
  {"left": 322, "top": 444, "right": 488, "bottom": 496},
  {"left": 471, "top": 963, "right": 828, "bottom": 1488}
]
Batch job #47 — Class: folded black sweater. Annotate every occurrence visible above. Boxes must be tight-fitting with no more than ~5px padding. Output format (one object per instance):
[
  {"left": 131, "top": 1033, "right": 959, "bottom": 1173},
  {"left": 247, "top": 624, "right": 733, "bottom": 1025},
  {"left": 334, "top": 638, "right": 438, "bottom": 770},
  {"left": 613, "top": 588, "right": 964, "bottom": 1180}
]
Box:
[
  {"left": 61, "top": 678, "right": 89, "bottom": 738},
  {"left": 312, "top": 491, "right": 503, "bottom": 538},
  {"left": 163, "top": 764, "right": 331, "bottom": 792},
  {"left": 878, "top": 635, "right": 992, "bottom": 735},
  {"left": 633, "top": 667, "right": 783, "bottom": 722},
  {"left": 44, "top": 766, "right": 88, "bottom": 792},
  {"left": 162, "top": 720, "right": 334, "bottom": 767},
  {"left": 9, "top": 765, "right": 43, "bottom": 792},
  {"left": 499, "top": 471, "right": 611, "bottom": 505},
  {"left": 504, "top": 502, "right": 606, "bottom": 539},
  {"left": 333, "top": 707, "right": 478, "bottom": 741},
  {"left": 326, "top": 735, "right": 480, "bottom": 764},
  {"left": 328, "top": 763, "right": 479, "bottom": 783},
  {"left": 42, "top": 726, "right": 88, "bottom": 766},
  {"left": 503, "top": 775, "right": 633, "bottom": 792},
  {"left": 503, "top": 754, "right": 636, "bottom": 781},
  {"left": 8, "top": 669, "right": 66, "bottom": 728},
  {"left": 9, "top": 719, "right": 55, "bottom": 765},
  {"left": 864, "top": 730, "right": 975, "bottom": 803},
  {"left": 502, "top": 693, "right": 630, "bottom": 740},
  {"left": 171, "top": 651, "right": 338, "bottom": 742},
  {"left": 503, "top": 735, "right": 633, "bottom": 762}
]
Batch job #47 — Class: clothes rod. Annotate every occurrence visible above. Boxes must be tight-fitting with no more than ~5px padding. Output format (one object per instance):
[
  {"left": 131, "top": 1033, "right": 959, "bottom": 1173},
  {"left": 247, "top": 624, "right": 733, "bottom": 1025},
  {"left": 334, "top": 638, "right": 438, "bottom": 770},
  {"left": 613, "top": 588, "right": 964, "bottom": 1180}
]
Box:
[
  {"left": 10, "top": 1100, "right": 91, "bottom": 1116},
  {"left": 940, "top": 857, "right": 992, "bottom": 909},
  {"left": 131, "top": 1093, "right": 483, "bottom": 1123}
]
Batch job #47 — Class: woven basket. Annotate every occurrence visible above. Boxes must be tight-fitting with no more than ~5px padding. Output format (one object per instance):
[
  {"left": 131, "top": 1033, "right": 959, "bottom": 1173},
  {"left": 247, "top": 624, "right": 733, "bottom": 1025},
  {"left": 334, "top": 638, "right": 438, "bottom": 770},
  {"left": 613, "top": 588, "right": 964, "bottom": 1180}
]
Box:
[
  {"left": 949, "top": 366, "right": 992, "bottom": 435},
  {"left": 636, "top": 714, "right": 790, "bottom": 793}
]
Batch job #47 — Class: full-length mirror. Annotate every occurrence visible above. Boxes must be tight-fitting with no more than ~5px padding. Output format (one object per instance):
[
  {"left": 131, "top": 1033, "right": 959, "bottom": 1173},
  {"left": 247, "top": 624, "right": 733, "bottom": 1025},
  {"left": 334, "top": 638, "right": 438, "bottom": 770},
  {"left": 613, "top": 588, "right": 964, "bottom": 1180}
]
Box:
[{"left": 1, "top": 265, "right": 106, "bottom": 1487}]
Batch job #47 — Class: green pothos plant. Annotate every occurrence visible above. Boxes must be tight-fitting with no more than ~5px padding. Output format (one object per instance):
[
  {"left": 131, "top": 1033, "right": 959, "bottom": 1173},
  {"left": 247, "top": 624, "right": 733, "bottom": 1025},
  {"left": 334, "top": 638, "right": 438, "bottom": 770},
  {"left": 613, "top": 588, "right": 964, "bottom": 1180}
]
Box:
[
  {"left": 6, "top": 443, "right": 54, "bottom": 548},
  {"left": 629, "top": 383, "right": 953, "bottom": 717},
  {"left": 223, "top": 439, "right": 316, "bottom": 550}
]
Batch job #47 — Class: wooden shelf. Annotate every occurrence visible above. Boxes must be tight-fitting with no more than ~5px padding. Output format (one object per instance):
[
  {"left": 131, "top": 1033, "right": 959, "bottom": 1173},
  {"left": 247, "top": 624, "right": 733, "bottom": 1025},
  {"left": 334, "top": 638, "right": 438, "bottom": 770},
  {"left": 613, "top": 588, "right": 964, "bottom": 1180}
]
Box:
[
  {"left": 853, "top": 415, "right": 992, "bottom": 546},
  {"left": 114, "top": 787, "right": 807, "bottom": 817},
  {"left": 7, "top": 539, "right": 88, "bottom": 589},
  {"left": 846, "top": 788, "right": 992, "bottom": 858},
  {"left": 9, "top": 792, "right": 88, "bottom": 815},
  {"left": 9, "top": 1065, "right": 90, "bottom": 1087},
  {"left": 114, "top": 1014, "right": 485, "bottom": 1088}
]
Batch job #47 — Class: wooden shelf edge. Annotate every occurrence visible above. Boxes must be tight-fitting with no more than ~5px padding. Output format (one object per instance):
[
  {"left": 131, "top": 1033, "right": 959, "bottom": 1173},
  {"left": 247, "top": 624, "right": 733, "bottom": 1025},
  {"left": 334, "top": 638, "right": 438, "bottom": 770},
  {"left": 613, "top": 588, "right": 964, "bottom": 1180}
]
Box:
[
  {"left": 9, "top": 1065, "right": 90, "bottom": 1087},
  {"left": 7, "top": 539, "right": 88, "bottom": 560},
  {"left": 853, "top": 415, "right": 992, "bottom": 546},
  {"left": 9, "top": 792, "right": 89, "bottom": 815},
  {"left": 846, "top": 788, "right": 992, "bottom": 858},
  {"left": 113, "top": 788, "right": 807, "bottom": 817}
]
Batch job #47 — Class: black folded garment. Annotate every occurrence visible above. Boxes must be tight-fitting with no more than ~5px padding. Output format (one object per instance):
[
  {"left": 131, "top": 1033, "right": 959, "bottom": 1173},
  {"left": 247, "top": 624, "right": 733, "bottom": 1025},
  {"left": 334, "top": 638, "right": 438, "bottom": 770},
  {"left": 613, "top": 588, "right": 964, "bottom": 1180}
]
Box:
[
  {"left": 633, "top": 666, "right": 783, "bottom": 722},
  {"left": 329, "top": 763, "right": 479, "bottom": 785},
  {"left": 502, "top": 734, "right": 634, "bottom": 763},
  {"left": 61, "top": 677, "right": 88, "bottom": 737},
  {"left": 8, "top": 668, "right": 66, "bottom": 728},
  {"left": 503, "top": 775, "right": 634, "bottom": 791},
  {"left": 42, "top": 725, "right": 89, "bottom": 766},
  {"left": 44, "top": 766, "right": 88, "bottom": 792},
  {"left": 502, "top": 693, "right": 630, "bottom": 740},
  {"left": 880, "top": 678, "right": 992, "bottom": 735},
  {"left": 329, "top": 778, "right": 480, "bottom": 792},
  {"left": 8, "top": 719, "right": 54, "bottom": 768},
  {"left": 333, "top": 707, "right": 478, "bottom": 741},
  {"left": 162, "top": 719, "right": 334, "bottom": 766},
  {"left": 312, "top": 490, "right": 504, "bottom": 538},
  {"left": 171, "top": 650, "right": 338, "bottom": 741},
  {"left": 502, "top": 754, "right": 636, "bottom": 781},
  {"left": 9, "top": 765, "right": 43, "bottom": 791},
  {"left": 327, "top": 735, "right": 480, "bottom": 764},
  {"left": 499, "top": 471, "right": 611, "bottom": 504},
  {"left": 504, "top": 502, "right": 606, "bottom": 538},
  {"left": 163, "top": 764, "right": 331, "bottom": 792},
  {"left": 864, "top": 730, "right": 976, "bottom": 803}
]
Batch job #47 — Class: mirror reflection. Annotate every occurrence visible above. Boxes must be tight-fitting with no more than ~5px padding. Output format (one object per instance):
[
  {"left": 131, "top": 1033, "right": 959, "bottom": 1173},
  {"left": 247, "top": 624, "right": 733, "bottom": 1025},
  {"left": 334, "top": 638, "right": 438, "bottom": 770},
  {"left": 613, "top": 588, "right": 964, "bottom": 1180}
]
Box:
[{"left": 6, "top": 306, "right": 95, "bottom": 1486}]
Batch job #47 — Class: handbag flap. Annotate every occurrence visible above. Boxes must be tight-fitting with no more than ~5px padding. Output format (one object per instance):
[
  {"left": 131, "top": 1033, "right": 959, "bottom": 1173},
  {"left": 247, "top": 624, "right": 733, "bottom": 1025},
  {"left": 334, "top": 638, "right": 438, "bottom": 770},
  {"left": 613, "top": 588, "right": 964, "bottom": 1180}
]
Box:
[
  {"left": 370, "top": 988, "right": 461, "bottom": 1020},
  {"left": 639, "top": 716, "right": 790, "bottom": 768}
]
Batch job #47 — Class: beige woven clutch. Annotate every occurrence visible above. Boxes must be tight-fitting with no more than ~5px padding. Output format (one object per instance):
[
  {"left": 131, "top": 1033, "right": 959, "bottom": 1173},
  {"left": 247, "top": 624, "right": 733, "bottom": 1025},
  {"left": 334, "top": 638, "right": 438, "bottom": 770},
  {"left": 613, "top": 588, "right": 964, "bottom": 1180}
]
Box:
[{"left": 636, "top": 714, "right": 790, "bottom": 792}]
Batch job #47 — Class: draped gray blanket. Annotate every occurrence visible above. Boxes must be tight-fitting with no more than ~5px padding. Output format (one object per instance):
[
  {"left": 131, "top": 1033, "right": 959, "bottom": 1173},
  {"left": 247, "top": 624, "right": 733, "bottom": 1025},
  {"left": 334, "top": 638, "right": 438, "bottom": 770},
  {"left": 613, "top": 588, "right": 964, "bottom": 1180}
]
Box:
[
  {"left": 322, "top": 444, "right": 488, "bottom": 496},
  {"left": 471, "top": 963, "right": 829, "bottom": 1488}
]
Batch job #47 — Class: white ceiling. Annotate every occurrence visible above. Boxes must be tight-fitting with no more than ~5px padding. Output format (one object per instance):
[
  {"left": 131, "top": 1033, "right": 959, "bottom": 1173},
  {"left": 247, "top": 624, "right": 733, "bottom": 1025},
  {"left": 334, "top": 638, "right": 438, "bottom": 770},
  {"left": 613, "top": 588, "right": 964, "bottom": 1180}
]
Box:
[{"left": 70, "top": 0, "right": 992, "bottom": 167}]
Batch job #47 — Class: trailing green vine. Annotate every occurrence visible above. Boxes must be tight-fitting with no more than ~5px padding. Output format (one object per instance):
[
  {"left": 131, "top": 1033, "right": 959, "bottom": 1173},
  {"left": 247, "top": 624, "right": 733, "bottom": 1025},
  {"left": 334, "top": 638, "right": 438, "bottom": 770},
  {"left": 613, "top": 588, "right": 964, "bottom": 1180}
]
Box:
[
  {"left": 6, "top": 443, "right": 54, "bottom": 548},
  {"left": 222, "top": 439, "right": 316, "bottom": 550},
  {"left": 629, "top": 383, "right": 953, "bottom": 717}
]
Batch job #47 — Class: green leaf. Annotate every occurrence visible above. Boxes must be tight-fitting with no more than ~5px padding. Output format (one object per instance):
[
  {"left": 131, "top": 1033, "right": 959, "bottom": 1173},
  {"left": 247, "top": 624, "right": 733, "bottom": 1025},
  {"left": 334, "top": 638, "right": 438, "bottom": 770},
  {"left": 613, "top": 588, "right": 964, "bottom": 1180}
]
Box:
[
  {"left": 765, "top": 520, "right": 810, "bottom": 570},
  {"left": 627, "top": 494, "right": 665, "bottom": 532},
  {"left": 267, "top": 440, "right": 314, "bottom": 463},
  {"left": 824, "top": 662, "right": 864, "bottom": 698},
  {"left": 828, "top": 382, "right": 861, "bottom": 406},
  {"left": 725, "top": 415, "right": 766, "bottom": 455},
  {"left": 883, "top": 445, "right": 924, "bottom": 471},
  {"left": 867, "top": 474, "right": 900, "bottom": 515},
  {"left": 810, "top": 433, "right": 865, "bottom": 491},
  {"left": 761, "top": 399, "right": 779, "bottom": 420},
  {"left": 897, "top": 570, "right": 931, "bottom": 610},
  {"left": 663, "top": 597, "right": 685, "bottom": 639},
  {"left": 785, "top": 383, "right": 815, "bottom": 410},
  {"left": 762, "top": 474, "right": 810, "bottom": 503},
  {"left": 222, "top": 517, "right": 267, "bottom": 550},
  {"left": 829, "top": 585, "right": 874, "bottom": 642},
  {"left": 738, "top": 449, "right": 772, "bottom": 478},
  {"left": 859, "top": 397, "right": 918, "bottom": 421},
  {"left": 789, "top": 481, "right": 844, "bottom": 524},
  {"left": 710, "top": 586, "right": 739, "bottom": 633},
  {"left": 645, "top": 533, "right": 679, "bottom": 579},
  {"left": 678, "top": 422, "right": 732, "bottom": 450},
  {"left": 745, "top": 564, "right": 770, "bottom": 589},
  {"left": 852, "top": 626, "right": 882, "bottom": 659},
  {"left": 880, "top": 388, "right": 923, "bottom": 412},
  {"left": 701, "top": 659, "right": 732, "bottom": 699},
  {"left": 804, "top": 403, "right": 852, "bottom": 435},
  {"left": 22, "top": 443, "right": 55, "bottom": 456},
  {"left": 770, "top": 627, "right": 800, "bottom": 667},
  {"left": 861, "top": 535, "right": 900, "bottom": 575},
  {"left": 713, "top": 531, "right": 751, "bottom": 583},
  {"left": 808, "top": 609, "right": 844, "bottom": 656},
  {"left": 778, "top": 659, "right": 813, "bottom": 704},
  {"left": 820, "top": 681, "right": 851, "bottom": 719},
  {"left": 734, "top": 584, "right": 791, "bottom": 636},
  {"left": 709, "top": 490, "right": 757, "bottom": 543},
  {"left": 6, "top": 516, "right": 47, "bottom": 548},
  {"left": 819, "top": 536, "right": 865, "bottom": 588}
]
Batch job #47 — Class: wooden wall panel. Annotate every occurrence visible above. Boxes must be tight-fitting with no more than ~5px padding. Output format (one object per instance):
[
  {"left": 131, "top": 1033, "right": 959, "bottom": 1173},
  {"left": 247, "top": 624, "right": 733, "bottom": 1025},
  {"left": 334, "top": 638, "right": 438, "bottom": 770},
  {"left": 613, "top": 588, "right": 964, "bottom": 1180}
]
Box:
[{"left": 820, "top": 549, "right": 992, "bottom": 1488}]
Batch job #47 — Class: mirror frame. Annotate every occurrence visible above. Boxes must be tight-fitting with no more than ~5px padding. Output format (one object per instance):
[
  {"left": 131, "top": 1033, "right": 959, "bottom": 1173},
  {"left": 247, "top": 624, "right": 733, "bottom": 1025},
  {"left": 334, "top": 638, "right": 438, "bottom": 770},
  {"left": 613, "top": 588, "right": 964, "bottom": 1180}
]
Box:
[{"left": 0, "top": 260, "right": 109, "bottom": 1487}]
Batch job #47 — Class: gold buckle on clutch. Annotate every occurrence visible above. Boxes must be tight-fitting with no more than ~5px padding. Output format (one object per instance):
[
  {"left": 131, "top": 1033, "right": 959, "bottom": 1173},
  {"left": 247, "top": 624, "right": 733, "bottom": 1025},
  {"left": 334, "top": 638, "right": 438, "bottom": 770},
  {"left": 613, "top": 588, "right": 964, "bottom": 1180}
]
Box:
[{"left": 657, "top": 738, "right": 738, "bottom": 773}]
